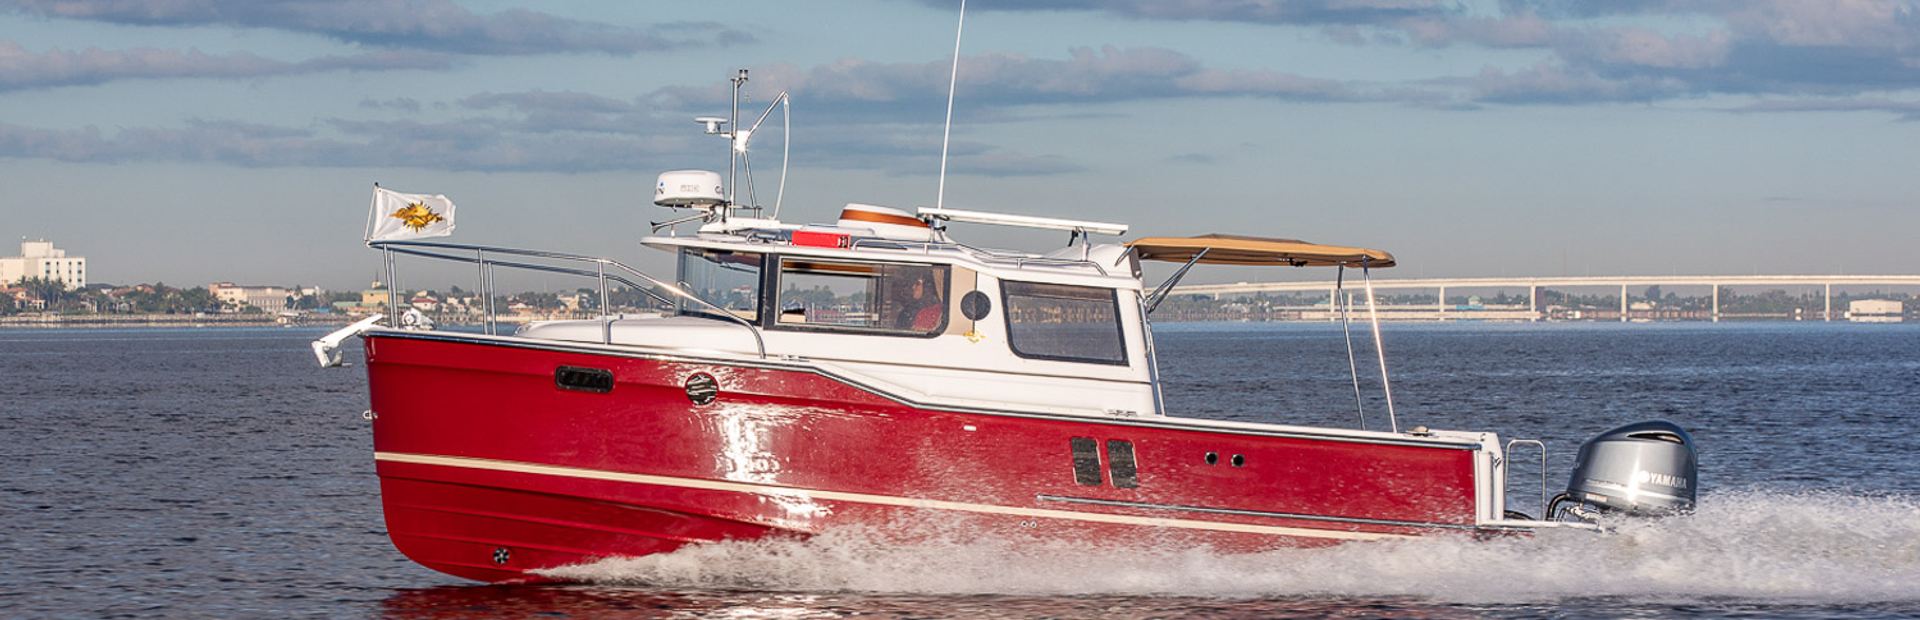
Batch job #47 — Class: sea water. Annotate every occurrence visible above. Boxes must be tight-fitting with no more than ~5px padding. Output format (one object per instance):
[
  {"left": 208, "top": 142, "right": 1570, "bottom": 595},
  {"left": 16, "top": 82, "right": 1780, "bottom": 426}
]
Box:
[{"left": 4, "top": 323, "right": 1918, "bottom": 618}]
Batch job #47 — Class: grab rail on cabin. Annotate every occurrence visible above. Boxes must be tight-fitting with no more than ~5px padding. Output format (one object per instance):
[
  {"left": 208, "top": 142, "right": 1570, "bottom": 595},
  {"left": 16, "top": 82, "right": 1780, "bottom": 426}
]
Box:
[
  {"left": 842, "top": 237, "right": 1113, "bottom": 277},
  {"left": 368, "top": 240, "right": 768, "bottom": 358}
]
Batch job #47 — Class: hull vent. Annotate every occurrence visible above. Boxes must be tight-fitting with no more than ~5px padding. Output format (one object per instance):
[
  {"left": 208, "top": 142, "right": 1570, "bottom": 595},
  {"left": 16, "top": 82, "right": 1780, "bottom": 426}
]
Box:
[{"left": 555, "top": 366, "right": 615, "bottom": 393}]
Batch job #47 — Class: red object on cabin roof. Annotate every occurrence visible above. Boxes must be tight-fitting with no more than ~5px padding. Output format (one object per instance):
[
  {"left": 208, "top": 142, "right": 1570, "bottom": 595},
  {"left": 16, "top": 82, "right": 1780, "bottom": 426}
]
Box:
[{"left": 791, "top": 230, "right": 852, "bottom": 248}]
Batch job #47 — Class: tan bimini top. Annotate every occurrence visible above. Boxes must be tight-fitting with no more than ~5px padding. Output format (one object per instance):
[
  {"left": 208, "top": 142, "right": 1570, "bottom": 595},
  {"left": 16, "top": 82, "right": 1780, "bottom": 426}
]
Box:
[{"left": 1127, "top": 234, "right": 1396, "bottom": 268}]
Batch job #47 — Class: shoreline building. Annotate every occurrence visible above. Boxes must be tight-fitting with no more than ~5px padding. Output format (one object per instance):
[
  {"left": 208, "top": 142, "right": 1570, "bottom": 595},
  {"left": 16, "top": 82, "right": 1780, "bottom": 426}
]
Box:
[
  {"left": 208, "top": 282, "right": 293, "bottom": 314},
  {"left": 1847, "top": 299, "right": 1905, "bottom": 323},
  {"left": 0, "top": 240, "right": 87, "bottom": 290},
  {"left": 332, "top": 280, "right": 391, "bottom": 315}
]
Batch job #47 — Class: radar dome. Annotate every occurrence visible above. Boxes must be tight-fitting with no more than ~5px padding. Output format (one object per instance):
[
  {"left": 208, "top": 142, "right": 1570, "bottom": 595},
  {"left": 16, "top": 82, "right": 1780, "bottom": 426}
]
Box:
[{"left": 655, "top": 170, "right": 725, "bottom": 207}]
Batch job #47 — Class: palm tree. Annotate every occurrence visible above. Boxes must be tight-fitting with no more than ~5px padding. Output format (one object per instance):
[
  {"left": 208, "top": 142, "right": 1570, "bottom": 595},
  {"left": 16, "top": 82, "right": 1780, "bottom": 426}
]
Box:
[{"left": 17, "top": 277, "right": 67, "bottom": 310}]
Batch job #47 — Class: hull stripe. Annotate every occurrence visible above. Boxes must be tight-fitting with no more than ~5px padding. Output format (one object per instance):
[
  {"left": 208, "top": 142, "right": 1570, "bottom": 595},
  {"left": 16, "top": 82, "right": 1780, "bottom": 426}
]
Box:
[
  {"left": 1034, "top": 494, "right": 1480, "bottom": 531},
  {"left": 376, "top": 452, "right": 1416, "bottom": 542}
]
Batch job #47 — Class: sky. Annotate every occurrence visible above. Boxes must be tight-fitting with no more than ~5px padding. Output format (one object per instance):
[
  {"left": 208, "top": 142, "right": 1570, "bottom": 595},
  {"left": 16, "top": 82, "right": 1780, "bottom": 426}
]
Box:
[{"left": 1, "top": 0, "right": 1917, "bottom": 292}]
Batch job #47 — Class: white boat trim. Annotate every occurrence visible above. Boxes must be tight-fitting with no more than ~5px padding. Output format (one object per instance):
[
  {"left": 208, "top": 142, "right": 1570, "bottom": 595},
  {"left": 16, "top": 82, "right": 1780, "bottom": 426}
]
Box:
[
  {"left": 1033, "top": 494, "right": 1491, "bottom": 531},
  {"left": 376, "top": 451, "right": 1418, "bottom": 541}
]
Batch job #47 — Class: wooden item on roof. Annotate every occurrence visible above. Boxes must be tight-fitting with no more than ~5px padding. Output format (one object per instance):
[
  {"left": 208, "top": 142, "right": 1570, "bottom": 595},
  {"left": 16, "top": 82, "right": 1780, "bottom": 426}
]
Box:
[{"left": 1126, "top": 234, "right": 1396, "bottom": 268}]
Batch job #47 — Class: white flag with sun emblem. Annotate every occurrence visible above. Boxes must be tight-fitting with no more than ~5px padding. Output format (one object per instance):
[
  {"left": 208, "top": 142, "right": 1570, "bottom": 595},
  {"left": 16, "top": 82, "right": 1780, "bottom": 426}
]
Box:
[{"left": 366, "top": 186, "right": 457, "bottom": 242}]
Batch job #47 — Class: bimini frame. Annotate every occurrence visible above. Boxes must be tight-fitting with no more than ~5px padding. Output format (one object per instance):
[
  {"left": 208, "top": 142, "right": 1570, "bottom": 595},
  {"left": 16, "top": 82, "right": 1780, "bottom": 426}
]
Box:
[{"left": 1127, "top": 234, "right": 1403, "bottom": 433}]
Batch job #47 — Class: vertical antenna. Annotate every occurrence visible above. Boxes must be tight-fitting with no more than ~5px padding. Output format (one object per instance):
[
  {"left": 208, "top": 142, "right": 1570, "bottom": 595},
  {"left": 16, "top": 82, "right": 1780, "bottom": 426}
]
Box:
[
  {"left": 728, "top": 69, "right": 748, "bottom": 207},
  {"left": 935, "top": 0, "right": 966, "bottom": 210}
]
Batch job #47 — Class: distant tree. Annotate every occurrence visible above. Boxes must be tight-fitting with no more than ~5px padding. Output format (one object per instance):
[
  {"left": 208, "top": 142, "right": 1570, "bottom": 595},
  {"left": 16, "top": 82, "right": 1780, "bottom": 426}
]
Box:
[
  {"left": 516, "top": 292, "right": 562, "bottom": 309},
  {"left": 607, "top": 285, "right": 670, "bottom": 312},
  {"left": 66, "top": 288, "right": 110, "bottom": 314},
  {"left": 18, "top": 277, "right": 67, "bottom": 309},
  {"left": 176, "top": 287, "right": 220, "bottom": 313}
]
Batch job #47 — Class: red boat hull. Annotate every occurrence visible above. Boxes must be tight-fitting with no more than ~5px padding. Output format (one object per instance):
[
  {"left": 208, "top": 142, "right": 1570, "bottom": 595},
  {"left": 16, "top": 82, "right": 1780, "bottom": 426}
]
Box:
[{"left": 364, "top": 331, "right": 1491, "bottom": 582}]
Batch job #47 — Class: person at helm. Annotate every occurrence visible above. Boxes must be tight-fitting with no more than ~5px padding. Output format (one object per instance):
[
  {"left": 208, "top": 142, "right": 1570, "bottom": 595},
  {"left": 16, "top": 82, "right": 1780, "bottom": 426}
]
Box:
[{"left": 894, "top": 270, "right": 943, "bottom": 332}]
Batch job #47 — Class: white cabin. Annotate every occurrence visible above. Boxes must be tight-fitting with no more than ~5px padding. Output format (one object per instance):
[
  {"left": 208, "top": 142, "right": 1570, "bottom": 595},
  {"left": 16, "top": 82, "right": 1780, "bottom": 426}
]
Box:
[{"left": 521, "top": 204, "right": 1161, "bottom": 419}]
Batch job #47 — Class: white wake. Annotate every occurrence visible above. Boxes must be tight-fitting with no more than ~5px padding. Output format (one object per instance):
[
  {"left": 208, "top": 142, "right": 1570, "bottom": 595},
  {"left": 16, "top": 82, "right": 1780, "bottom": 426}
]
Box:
[{"left": 538, "top": 491, "right": 1920, "bottom": 603}]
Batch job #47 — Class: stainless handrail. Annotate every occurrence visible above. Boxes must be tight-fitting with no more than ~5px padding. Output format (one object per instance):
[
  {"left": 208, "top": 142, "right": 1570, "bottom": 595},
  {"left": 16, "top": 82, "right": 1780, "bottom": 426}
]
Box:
[
  {"left": 842, "top": 237, "right": 1112, "bottom": 276},
  {"left": 371, "top": 240, "right": 767, "bottom": 358},
  {"left": 1503, "top": 439, "right": 1548, "bottom": 519}
]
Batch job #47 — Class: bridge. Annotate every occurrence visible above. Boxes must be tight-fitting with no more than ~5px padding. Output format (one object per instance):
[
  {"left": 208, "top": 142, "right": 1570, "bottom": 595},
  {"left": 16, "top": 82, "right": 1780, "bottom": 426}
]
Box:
[{"left": 1168, "top": 275, "right": 1920, "bottom": 322}]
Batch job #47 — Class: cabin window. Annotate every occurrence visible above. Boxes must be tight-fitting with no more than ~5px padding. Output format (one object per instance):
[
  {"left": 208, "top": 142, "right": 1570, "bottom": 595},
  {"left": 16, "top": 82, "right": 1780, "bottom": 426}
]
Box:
[
  {"left": 773, "top": 258, "right": 949, "bottom": 336},
  {"left": 1069, "top": 437, "right": 1103, "bottom": 486},
  {"left": 678, "top": 249, "right": 763, "bottom": 321},
  {"left": 1003, "top": 281, "right": 1128, "bottom": 365}
]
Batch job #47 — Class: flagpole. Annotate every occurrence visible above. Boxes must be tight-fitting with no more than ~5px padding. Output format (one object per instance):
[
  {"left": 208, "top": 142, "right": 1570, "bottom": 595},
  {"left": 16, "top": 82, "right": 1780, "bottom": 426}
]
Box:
[
  {"left": 365, "top": 182, "right": 381, "bottom": 244},
  {"left": 385, "top": 247, "right": 400, "bottom": 321}
]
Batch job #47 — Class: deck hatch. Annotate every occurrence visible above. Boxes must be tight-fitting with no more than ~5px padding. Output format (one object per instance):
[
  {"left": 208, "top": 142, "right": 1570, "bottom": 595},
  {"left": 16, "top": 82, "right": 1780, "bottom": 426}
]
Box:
[
  {"left": 1106, "top": 440, "right": 1138, "bottom": 488},
  {"left": 1069, "top": 437, "right": 1103, "bottom": 486},
  {"left": 554, "top": 366, "right": 614, "bottom": 393}
]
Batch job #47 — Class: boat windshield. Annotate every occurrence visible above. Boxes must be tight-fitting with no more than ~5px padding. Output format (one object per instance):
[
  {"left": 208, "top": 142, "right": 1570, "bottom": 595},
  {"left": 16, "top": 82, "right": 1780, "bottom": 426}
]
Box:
[{"left": 678, "top": 248, "right": 762, "bottom": 322}]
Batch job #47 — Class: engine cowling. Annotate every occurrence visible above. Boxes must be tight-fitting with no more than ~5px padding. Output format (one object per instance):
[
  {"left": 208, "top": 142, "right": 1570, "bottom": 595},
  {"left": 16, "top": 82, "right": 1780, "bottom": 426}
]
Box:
[{"left": 1559, "top": 420, "right": 1698, "bottom": 517}]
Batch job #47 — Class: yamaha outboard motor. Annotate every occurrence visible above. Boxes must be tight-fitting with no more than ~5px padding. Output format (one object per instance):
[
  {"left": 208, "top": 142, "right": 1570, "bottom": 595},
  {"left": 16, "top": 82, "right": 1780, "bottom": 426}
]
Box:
[{"left": 1550, "top": 420, "right": 1698, "bottom": 520}]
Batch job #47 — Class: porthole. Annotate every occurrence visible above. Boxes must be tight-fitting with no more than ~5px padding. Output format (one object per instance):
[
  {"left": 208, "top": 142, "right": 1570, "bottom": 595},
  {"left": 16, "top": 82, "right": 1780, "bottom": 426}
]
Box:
[
  {"left": 1231, "top": 454, "right": 1246, "bottom": 467},
  {"left": 961, "top": 290, "right": 992, "bottom": 320},
  {"left": 1204, "top": 451, "right": 1219, "bottom": 465},
  {"left": 684, "top": 372, "right": 719, "bottom": 405}
]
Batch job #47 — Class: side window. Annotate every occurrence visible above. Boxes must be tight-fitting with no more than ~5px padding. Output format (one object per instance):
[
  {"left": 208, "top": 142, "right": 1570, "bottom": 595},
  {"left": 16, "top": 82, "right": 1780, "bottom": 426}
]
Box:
[
  {"left": 774, "top": 258, "right": 949, "bottom": 336},
  {"left": 678, "top": 249, "right": 763, "bottom": 321},
  {"left": 1003, "top": 281, "right": 1127, "bottom": 365}
]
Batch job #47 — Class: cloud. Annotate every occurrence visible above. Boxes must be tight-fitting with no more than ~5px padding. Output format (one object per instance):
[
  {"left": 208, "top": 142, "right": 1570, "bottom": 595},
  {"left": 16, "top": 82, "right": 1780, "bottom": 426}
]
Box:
[
  {"left": 0, "top": 42, "right": 1433, "bottom": 175},
  {"left": 0, "top": 103, "right": 1082, "bottom": 177},
  {"left": 1533, "top": 0, "right": 1918, "bottom": 50},
  {"left": 940, "top": 0, "right": 1457, "bottom": 26},
  {"left": 359, "top": 97, "right": 422, "bottom": 112},
  {"left": 458, "top": 90, "right": 660, "bottom": 134},
  {"left": 1733, "top": 97, "right": 1920, "bottom": 121},
  {"left": 13, "top": 19, "right": 1915, "bottom": 177},
  {"left": 651, "top": 46, "right": 1380, "bottom": 118},
  {"left": 1393, "top": 13, "right": 1557, "bottom": 48},
  {"left": 944, "top": 0, "right": 1920, "bottom": 109},
  {"left": 0, "top": 0, "right": 752, "bottom": 55},
  {"left": 1455, "top": 62, "right": 1689, "bottom": 104},
  {"left": 0, "top": 117, "right": 695, "bottom": 172},
  {"left": 0, "top": 41, "right": 450, "bottom": 91},
  {"left": 1558, "top": 28, "right": 1732, "bottom": 70},
  {"left": 1410, "top": 3, "right": 1920, "bottom": 105},
  {"left": 786, "top": 124, "right": 1084, "bottom": 176}
]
